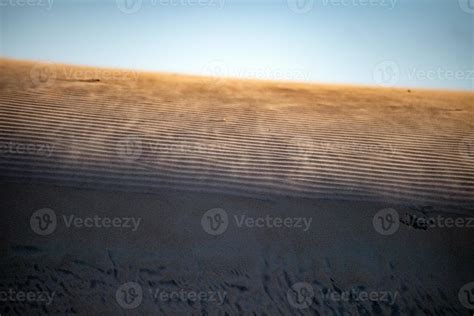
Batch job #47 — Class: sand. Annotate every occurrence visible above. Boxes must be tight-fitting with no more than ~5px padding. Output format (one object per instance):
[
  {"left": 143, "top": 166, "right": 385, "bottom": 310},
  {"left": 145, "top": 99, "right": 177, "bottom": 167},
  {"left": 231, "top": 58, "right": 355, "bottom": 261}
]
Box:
[{"left": 0, "top": 58, "right": 473, "bottom": 314}]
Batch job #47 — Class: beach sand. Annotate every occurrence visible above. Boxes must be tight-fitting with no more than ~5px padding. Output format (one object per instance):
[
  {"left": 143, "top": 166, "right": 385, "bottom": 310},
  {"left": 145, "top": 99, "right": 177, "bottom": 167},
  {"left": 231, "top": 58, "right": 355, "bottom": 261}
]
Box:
[{"left": 0, "top": 58, "right": 473, "bottom": 314}]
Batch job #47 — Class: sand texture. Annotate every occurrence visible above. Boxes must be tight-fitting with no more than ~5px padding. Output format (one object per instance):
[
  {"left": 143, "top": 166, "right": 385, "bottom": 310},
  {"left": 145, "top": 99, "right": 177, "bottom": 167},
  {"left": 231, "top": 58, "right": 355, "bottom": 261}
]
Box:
[{"left": 0, "top": 59, "right": 473, "bottom": 315}]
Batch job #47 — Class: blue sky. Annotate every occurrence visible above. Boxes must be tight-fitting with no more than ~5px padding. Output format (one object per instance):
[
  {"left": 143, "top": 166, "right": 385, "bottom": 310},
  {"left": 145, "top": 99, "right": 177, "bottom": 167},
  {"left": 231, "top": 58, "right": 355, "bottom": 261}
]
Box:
[{"left": 1, "top": 0, "right": 473, "bottom": 90}]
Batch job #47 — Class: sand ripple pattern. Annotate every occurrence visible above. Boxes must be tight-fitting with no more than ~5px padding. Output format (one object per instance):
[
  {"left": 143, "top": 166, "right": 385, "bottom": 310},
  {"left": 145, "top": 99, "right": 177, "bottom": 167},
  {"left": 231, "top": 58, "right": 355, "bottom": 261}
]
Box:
[{"left": 0, "top": 59, "right": 473, "bottom": 207}]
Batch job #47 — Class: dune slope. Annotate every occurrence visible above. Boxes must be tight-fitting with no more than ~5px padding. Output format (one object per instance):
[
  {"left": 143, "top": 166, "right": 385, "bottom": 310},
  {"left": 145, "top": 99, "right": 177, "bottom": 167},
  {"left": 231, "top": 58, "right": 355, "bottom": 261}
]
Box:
[
  {"left": 0, "top": 59, "right": 473, "bottom": 207},
  {"left": 0, "top": 59, "right": 473, "bottom": 314}
]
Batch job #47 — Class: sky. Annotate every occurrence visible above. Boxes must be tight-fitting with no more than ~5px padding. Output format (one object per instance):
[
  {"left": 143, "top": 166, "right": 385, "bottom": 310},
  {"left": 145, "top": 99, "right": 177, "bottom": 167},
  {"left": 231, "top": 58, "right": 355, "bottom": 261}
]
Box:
[{"left": 0, "top": 0, "right": 473, "bottom": 90}]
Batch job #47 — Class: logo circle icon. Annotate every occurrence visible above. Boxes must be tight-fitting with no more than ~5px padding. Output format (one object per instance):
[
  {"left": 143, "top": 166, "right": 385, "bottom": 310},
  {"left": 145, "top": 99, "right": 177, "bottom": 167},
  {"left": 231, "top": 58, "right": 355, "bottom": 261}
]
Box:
[
  {"left": 30, "top": 62, "right": 57, "bottom": 87},
  {"left": 458, "top": 0, "right": 474, "bottom": 14},
  {"left": 116, "top": 135, "right": 143, "bottom": 162},
  {"left": 201, "top": 208, "right": 229, "bottom": 235},
  {"left": 458, "top": 135, "right": 474, "bottom": 161},
  {"left": 116, "top": 0, "right": 143, "bottom": 14},
  {"left": 30, "top": 208, "right": 57, "bottom": 236},
  {"left": 459, "top": 282, "right": 474, "bottom": 309},
  {"left": 287, "top": 282, "right": 314, "bottom": 309},
  {"left": 116, "top": 282, "right": 143, "bottom": 309},
  {"left": 373, "top": 60, "right": 400, "bottom": 87},
  {"left": 287, "top": 0, "right": 314, "bottom": 14},
  {"left": 373, "top": 208, "right": 400, "bottom": 235},
  {"left": 286, "top": 136, "right": 315, "bottom": 183},
  {"left": 203, "top": 60, "right": 229, "bottom": 85},
  {"left": 288, "top": 136, "right": 314, "bottom": 161}
]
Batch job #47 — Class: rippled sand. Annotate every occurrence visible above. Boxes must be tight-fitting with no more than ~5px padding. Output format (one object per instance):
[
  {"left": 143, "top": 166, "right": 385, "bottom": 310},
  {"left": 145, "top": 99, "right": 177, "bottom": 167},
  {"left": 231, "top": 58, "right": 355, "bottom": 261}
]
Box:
[{"left": 0, "top": 59, "right": 473, "bottom": 314}]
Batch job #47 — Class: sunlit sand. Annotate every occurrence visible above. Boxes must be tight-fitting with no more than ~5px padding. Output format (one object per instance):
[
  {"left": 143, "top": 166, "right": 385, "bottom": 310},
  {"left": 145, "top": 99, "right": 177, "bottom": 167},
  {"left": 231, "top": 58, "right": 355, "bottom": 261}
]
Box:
[{"left": 0, "top": 58, "right": 473, "bottom": 314}]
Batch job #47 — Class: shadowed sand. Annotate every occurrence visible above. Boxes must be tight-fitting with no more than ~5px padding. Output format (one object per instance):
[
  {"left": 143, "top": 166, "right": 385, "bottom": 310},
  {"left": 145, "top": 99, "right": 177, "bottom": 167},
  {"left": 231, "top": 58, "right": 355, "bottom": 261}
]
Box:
[
  {"left": 0, "top": 59, "right": 473, "bottom": 314},
  {"left": 0, "top": 59, "right": 473, "bottom": 206}
]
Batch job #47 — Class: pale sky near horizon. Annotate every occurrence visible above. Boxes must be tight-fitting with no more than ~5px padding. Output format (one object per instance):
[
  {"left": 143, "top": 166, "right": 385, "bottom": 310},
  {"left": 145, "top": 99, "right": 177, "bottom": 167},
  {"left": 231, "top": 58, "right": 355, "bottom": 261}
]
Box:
[{"left": 0, "top": 0, "right": 473, "bottom": 90}]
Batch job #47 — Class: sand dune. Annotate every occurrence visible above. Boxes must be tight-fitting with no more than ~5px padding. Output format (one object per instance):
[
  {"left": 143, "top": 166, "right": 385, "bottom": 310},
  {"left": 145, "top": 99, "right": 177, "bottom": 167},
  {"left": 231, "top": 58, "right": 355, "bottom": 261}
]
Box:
[
  {"left": 0, "top": 58, "right": 473, "bottom": 207},
  {"left": 0, "top": 59, "right": 473, "bottom": 314}
]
